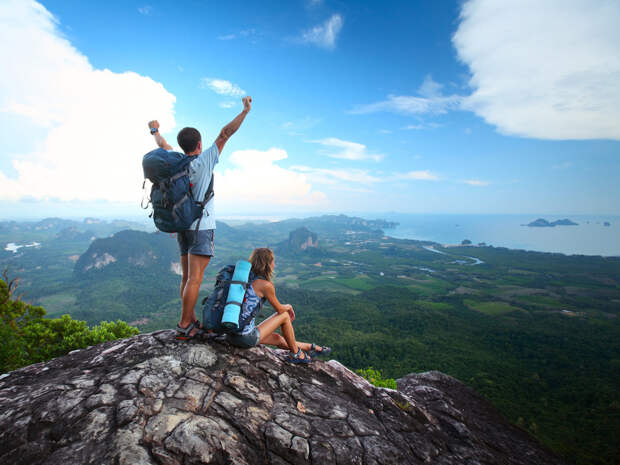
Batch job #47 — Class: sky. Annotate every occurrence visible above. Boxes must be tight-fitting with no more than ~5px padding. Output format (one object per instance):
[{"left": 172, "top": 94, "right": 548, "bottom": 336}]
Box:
[{"left": 1, "top": 0, "right": 619, "bottom": 219}]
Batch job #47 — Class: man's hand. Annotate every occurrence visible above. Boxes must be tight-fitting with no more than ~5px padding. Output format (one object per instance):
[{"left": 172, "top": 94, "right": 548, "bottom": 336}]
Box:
[
  {"left": 242, "top": 96, "right": 252, "bottom": 113},
  {"left": 148, "top": 120, "right": 172, "bottom": 150}
]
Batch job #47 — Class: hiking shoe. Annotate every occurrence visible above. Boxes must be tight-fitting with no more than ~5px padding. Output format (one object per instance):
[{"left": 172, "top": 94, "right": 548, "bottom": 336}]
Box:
[
  {"left": 175, "top": 320, "right": 204, "bottom": 341},
  {"left": 309, "top": 343, "right": 332, "bottom": 358},
  {"left": 285, "top": 347, "right": 311, "bottom": 364}
]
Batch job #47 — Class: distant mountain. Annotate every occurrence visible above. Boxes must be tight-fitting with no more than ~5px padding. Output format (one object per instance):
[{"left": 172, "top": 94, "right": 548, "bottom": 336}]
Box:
[
  {"left": 56, "top": 227, "right": 96, "bottom": 242},
  {"left": 236, "top": 214, "right": 398, "bottom": 239},
  {"left": 75, "top": 230, "right": 178, "bottom": 275},
  {"left": 0, "top": 217, "right": 149, "bottom": 240},
  {"left": 525, "top": 218, "right": 578, "bottom": 227},
  {"left": 0, "top": 217, "right": 75, "bottom": 234},
  {"left": 276, "top": 227, "right": 319, "bottom": 256}
]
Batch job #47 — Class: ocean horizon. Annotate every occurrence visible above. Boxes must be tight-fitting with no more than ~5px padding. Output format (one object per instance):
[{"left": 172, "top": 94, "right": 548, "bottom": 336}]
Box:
[{"left": 379, "top": 213, "right": 620, "bottom": 257}]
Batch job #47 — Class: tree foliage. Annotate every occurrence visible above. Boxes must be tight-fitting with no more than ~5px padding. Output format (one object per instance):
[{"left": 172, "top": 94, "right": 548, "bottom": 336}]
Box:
[
  {"left": 355, "top": 367, "right": 397, "bottom": 389},
  {"left": 0, "top": 271, "right": 138, "bottom": 373}
]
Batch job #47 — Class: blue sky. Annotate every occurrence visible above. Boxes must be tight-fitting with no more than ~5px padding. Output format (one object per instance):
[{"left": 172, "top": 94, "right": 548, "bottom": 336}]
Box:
[{"left": 1, "top": 0, "right": 619, "bottom": 219}]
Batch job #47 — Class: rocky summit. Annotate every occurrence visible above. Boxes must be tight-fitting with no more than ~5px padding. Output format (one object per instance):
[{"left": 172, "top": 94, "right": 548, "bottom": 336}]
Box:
[{"left": 0, "top": 331, "right": 564, "bottom": 465}]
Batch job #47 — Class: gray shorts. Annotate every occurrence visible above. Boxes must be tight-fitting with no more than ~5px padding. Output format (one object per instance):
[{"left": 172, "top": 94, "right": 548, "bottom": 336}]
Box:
[
  {"left": 227, "top": 328, "right": 261, "bottom": 348},
  {"left": 177, "top": 229, "right": 215, "bottom": 256}
]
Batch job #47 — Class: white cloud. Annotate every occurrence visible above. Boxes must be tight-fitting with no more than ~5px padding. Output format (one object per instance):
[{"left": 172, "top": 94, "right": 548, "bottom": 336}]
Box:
[
  {"left": 397, "top": 171, "right": 439, "bottom": 181},
  {"left": 351, "top": 75, "right": 462, "bottom": 115},
  {"left": 463, "top": 179, "right": 489, "bottom": 186},
  {"left": 291, "top": 165, "right": 441, "bottom": 189},
  {"left": 218, "top": 29, "right": 258, "bottom": 41},
  {"left": 552, "top": 161, "right": 573, "bottom": 170},
  {"left": 138, "top": 5, "right": 153, "bottom": 15},
  {"left": 219, "top": 101, "right": 237, "bottom": 109},
  {"left": 281, "top": 117, "right": 321, "bottom": 135},
  {"left": 453, "top": 0, "right": 620, "bottom": 140},
  {"left": 216, "top": 149, "right": 326, "bottom": 206},
  {"left": 310, "top": 137, "right": 383, "bottom": 162},
  {"left": 351, "top": 94, "right": 457, "bottom": 115},
  {"left": 201, "top": 78, "right": 246, "bottom": 97},
  {"left": 291, "top": 165, "right": 381, "bottom": 186},
  {"left": 0, "top": 0, "right": 176, "bottom": 202},
  {"left": 404, "top": 122, "right": 442, "bottom": 131},
  {"left": 300, "top": 14, "right": 343, "bottom": 50},
  {"left": 239, "top": 29, "right": 256, "bottom": 37}
]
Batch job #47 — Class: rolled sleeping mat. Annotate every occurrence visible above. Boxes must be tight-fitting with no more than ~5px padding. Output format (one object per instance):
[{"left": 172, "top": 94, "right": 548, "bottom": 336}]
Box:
[{"left": 221, "top": 260, "right": 252, "bottom": 330}]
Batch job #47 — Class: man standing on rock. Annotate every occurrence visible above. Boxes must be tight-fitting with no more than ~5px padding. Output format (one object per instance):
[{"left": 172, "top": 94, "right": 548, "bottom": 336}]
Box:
[{"left": 148, "top": 96, "right": 252, "bottom": 339}]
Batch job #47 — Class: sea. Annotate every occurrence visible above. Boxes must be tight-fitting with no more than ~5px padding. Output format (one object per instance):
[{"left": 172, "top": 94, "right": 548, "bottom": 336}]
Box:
[{"left": 379, "top": 214, "right": 620, "bottom": 257}]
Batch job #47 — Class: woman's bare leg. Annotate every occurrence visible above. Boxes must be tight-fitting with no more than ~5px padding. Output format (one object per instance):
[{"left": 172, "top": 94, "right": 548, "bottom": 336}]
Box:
[
  {"left": 258, "top": 313, "right": 321, "bottom": 354},
  {"left": 261, "top": 333, "right": 316, "bottom": 352},
  {"left": 257, "top": 312, "right": 297, "bottom": 351},
  {"left": 257, "top": 312, "right": 313, "bottom": 360}
]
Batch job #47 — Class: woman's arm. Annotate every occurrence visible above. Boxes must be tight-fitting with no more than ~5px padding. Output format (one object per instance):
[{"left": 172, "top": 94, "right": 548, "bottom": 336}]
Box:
[{"left": 260, "top": 281, "right": 295, "bottom": 321}]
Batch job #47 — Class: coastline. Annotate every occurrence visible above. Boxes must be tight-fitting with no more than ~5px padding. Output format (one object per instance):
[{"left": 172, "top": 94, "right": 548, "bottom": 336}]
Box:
[{"left": 381, "top": 213, "right": 620, "bottom": 258}]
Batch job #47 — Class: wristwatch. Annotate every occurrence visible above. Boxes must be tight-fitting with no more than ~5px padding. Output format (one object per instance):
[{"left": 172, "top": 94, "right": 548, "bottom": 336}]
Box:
[{"left": 150, "top": 127, "right": 158, "bottom": 134}]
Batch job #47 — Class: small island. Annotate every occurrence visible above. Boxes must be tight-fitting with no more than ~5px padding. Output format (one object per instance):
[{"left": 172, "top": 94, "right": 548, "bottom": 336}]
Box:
[
  {"left": 604, "top": 221, "right": 611, "bottom": 227},
  {"left": 525, "top": 218, "right": 578, "bottom": 227}
]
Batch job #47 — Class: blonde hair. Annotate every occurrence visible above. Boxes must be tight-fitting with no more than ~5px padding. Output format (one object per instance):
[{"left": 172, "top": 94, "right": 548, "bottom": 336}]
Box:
[{"left": 249, "top": 248, "right": 274, "bottom": 282}]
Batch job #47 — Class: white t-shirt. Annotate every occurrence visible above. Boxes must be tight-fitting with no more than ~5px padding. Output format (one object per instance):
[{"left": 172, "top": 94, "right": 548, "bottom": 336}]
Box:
[{"left": 187, "top": 142, "right": 219, "bottom": 230}]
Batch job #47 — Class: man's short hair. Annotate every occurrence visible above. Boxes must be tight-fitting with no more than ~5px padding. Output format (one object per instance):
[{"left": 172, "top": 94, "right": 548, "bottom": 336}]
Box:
[{"left": 177, "top": 127, "right": 201, "bottom": 154}]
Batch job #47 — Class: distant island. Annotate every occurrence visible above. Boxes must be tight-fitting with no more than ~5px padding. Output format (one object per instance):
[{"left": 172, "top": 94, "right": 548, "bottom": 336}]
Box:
[
  {"left": 525, "top": 218, "right": 578, "bottom": 227},
  {"left": 604, "top": 221, "right": 611, "bottom": 227}
]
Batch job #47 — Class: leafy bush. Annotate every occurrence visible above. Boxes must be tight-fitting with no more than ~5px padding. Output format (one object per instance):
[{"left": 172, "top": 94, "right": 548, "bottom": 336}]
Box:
[
  {"left": 355, "top": 367, "right": 397, "bottom": 389},
  {"left": 0, "top": 272, "right": 138, "bottom": 373}
]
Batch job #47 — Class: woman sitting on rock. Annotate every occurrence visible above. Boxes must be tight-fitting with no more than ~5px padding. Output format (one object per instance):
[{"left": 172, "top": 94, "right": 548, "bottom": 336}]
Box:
[{"left": 228, "top": 247, "right": 331, "bottom": 364}]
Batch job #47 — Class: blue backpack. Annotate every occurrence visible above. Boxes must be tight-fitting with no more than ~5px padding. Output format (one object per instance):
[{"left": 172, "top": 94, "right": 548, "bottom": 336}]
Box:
[
  {"left": 202, "top": 264, "right": 265, "bottom": 334},
  {"left": 142, "top": 148, "right": 214, "bottom": 233}
]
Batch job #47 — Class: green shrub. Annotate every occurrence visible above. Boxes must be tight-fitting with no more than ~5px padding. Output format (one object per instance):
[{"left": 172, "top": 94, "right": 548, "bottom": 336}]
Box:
[
  {"left": 355, "top": 367, "right": 397, "bottom": 389},
  {"left": 1, "top": 272, "right": 138, "bottom": 373}
]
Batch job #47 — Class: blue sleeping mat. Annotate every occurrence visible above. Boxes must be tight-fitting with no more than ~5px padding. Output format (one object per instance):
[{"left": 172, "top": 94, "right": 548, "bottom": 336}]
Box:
[{"left": 221, "top": 260, "right": 252, "bottom": 329}]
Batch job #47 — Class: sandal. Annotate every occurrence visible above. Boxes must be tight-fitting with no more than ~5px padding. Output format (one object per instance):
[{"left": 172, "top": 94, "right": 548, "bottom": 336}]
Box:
[
  {"left": 309, "top": 343, "right": 332, "bottom": 358},
  {"left": 175, "top": 320, "right": 204, "bottom": 341},
  {"left": 285, "top": 347, "right": 311, "bottom": 364}
]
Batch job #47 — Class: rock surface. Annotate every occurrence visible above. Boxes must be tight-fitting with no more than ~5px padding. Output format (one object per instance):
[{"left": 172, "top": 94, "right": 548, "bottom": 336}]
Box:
[{"left": 0, "top": 331, "right": 565, "bottom": 465}]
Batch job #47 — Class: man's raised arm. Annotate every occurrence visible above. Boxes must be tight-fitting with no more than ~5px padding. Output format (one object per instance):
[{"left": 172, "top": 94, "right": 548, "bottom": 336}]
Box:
[
  {"left": 215, "top": 96, "right": 252, "bottom": 153},
  {"left": 148, "top": 120, "right": 173, "bottom": 151}
]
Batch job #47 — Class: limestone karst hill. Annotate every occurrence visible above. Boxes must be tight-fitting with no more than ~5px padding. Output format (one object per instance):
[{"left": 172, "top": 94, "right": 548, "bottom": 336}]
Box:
[{"left": 0, "top": 331, "right": 565, "bottom": 465}]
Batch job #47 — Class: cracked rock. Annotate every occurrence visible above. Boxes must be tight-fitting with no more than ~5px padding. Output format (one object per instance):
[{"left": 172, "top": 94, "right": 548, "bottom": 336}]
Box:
[{"left": 0, "top": 331, "right": 566, "bottom": 465}]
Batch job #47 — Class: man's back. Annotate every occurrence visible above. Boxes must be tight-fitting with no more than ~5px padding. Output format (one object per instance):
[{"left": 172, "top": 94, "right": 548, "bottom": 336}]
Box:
[{"left": 188, "top": 143, "right": 219, "bottom": 231}]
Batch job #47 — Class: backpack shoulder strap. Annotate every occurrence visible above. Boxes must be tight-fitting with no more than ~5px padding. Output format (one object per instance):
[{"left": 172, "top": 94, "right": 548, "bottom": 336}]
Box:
[
  {"left": 191, "top": 173, "right": 215, "bottom": 235},
  {"left": 199, "top": 173, "right": 215, "bottom": 208}
]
